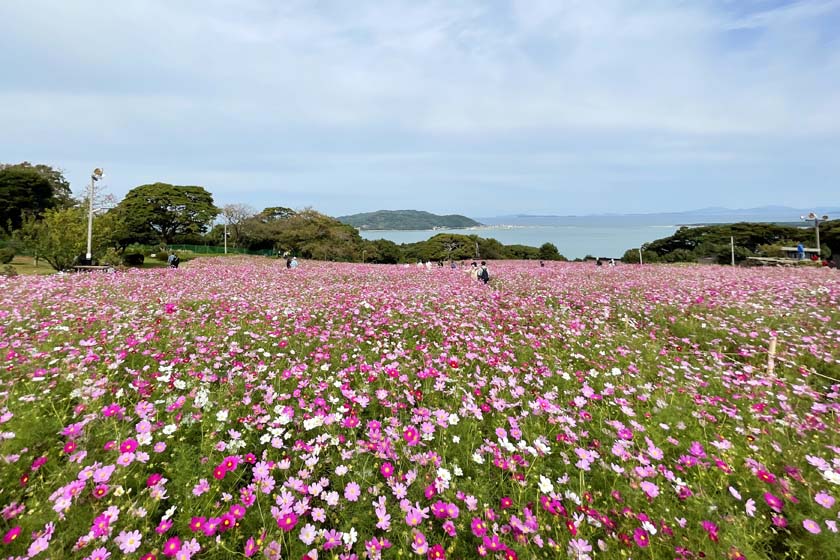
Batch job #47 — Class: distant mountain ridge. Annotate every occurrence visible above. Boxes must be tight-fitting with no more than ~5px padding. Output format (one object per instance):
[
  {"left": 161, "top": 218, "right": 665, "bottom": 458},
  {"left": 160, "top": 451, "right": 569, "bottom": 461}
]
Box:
[
  {"left": 479, "top": 206, "right": 840, "bottom": 227},
  {"left": 338, "top": 210, "right": 482, "bottom": 230}
]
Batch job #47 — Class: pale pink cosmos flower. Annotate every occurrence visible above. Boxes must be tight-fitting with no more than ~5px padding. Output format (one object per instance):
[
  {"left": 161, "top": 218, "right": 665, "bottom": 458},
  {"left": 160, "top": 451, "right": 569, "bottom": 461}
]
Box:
[
  {"left": 344, "top": 482, "right": 361, "bottom": 502},
  {"left": 803, "top": 519, "right": 821, "bottom": 534},
  {"left": 815, "top": 491, "right": 835, "bottom": 509},
  {"left": 116, "top": 530, "right": 142, "bottom": 554}
]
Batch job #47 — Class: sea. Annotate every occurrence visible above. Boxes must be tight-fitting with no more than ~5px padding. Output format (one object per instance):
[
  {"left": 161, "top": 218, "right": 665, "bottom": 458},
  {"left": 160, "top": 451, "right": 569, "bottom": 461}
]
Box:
[{"left": 359, "top": 225, "right": 680, "bottom": 260}]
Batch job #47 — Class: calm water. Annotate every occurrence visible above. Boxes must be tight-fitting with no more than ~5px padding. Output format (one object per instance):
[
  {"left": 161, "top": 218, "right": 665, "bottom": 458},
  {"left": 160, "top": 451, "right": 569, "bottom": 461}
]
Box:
[{"left": 360, "top": 225, "right": 679, "bottom": 260}]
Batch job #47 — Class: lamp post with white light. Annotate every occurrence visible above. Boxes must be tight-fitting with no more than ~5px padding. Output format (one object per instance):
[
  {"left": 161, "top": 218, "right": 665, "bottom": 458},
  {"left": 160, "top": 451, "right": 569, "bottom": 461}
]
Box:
[
  {"left": 85, "top": 168, "right": 104, "bottom": 262},
  {"left": 800, "top": 212, "right": 829, "bottom": 257}
]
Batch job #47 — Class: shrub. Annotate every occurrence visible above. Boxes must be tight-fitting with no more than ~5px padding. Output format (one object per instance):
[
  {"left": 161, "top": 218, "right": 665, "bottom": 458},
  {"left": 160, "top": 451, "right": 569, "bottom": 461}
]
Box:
[
  {"left": 0, "top": 264, "right": 17, "bottom": 277},
  {"left": 123, "top": 252, "right": 145, "bottom": 266},
  {"left": 0, "top": 247, "right": 14, "bottom": 264}
]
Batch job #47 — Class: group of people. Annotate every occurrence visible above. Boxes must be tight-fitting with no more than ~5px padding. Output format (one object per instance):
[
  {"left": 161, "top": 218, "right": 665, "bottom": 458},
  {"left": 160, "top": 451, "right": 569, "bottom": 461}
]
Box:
[
  {"left": 469, "top": 261, "right": 491, "bottom": 284},
  {"left": 413, "top": 259, "right": 491, "bottom": 284}
]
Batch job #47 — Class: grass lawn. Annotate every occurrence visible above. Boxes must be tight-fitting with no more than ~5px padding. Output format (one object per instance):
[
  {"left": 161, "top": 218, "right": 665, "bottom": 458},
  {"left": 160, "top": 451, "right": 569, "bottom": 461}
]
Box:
[{"left": 6, "top": 255, "right": 57, "bottom": 275}]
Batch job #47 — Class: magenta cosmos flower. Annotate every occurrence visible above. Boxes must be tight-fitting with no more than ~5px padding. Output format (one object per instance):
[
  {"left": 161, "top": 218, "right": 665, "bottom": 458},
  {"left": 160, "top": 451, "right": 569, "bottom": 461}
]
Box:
[
  {"left": 380, "top": 462, "right": 394, "bottom": 478},
  {"left": 403, "top": 426, "right": 420, "bottom": 446},
  {"left": 764, "top": 492, "right": 784, "bottom": 512},
  {"left": 2, "top": 526, "right": 21, "bottom": 544},
  {"left": 162, "top": 536, "right": 181, "bottom": 557},
  {"left": 277, "top": 512, "right": 298, "bottom": 532},
  {"left": 633, "top": 528, "right": 650, "bottom": 547}
]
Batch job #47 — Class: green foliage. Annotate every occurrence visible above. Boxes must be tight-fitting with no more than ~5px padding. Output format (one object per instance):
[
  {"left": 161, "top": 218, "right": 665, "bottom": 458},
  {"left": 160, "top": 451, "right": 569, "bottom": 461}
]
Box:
[
  {"left": 18, "top": 207, "right": 86, "bottom": 271},
  {"left": 538, "top": 242, "right": 565, "bottom": 261},
  {"left": 628, "top": 222, "right": 832, "bottom": 263},
  {"left": 17, "top": 206, "right": 115, "bottom": 270},
  {"left": 122, "top": 252, "right": 145, "bottom": 266},
  {"left": 338, "top": 209, "right": 481, "bottom": 230},
  {"left": 0, "top": 247, "right": 14, "bottom": 264},
  {"left": 243, "top": 208, "right": 365, "bottom": 260},
  {"left": 112, "top": 183, "right": 220, "bottom": 245},
  {"left": 0, "top": 167, "right": 56, "bottom": 232},
  {"left": 1, "top": 162, "right": 74, "bottom": 206},
  {"left": 362, "top": 238, "right": 402, "bottom": 264}
]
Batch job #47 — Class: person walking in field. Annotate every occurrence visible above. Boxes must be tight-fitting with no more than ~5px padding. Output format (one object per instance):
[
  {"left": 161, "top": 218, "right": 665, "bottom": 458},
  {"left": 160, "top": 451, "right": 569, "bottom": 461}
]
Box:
[{"left": 469, "top": 261, "right": 479, "bottom": 281}]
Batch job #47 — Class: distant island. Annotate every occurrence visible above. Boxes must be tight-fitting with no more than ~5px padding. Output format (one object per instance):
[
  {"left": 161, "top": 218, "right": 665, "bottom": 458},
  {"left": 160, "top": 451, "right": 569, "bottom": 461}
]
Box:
[{"left": 338, "top": 210, "right": 482, "bottom": 230}]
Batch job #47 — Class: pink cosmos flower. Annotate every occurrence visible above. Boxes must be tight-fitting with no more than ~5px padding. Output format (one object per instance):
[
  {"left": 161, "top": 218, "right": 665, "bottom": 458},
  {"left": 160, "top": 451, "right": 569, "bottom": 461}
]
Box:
[
  {"left": 91, "top": 513, "right": 110, "bottom": 537},
  {"left": 756, "top": 470, "right": 776, "bottom": 484},
  {"left": 764, "top": 492, "right": 784, "bottom": 512},
  {"left": 633, "top": 528, "right": 650, "bottom": 548},
  {"left": 403, "top": 426, "right": 420, "bottom": 446},
  {"left": 428, "top": 543, "right": 446, "bottom": 559},
  {"left": 244, "top": 537, "right": 258, "bottom": 557},
  {"left": 323, "top": 529, "right": 343, "bottom": 550},
  {"left": 192, "top": 479, "right": 210, "bottom": 496},
  {"left": 116, "top": 530, "right": 142, "bottom": 554},
  {"left": 2, "top": 526, "right": 21, "bottom": 544},
  {"left": 803, "top": 519, "right": 821, "bottom": 534},
  {"left": 189, "top": 517, "right": 206, "bottom": 532},
  {"left": 87, "top": 547, "right": 110, "bottom": 560},
  {"left": 380, "top": 462, "right": 394, "bottom": 478},
  {"left": 344, "top": 481, "right": 361, "bottom": 502},
  {"left": 277, "top": 512, "right": 298, "bottom": 532},
  {"left": 471, "top": 518, "right": 488, "bottom": 537},
  {"left": 162, "top": 536, "right": 181, "bottom": 557},
  {"left": 815, "top": 491, "right": 835, "bottom": 509},
  {"left": 412, "top": 531, "right": 428, "bottom": 555},
  {"left": 640, "top": 481, "right": 659, "bottom": 499},
  {"left": 119, "top": 438, "right": 138, "bottom": 453}
]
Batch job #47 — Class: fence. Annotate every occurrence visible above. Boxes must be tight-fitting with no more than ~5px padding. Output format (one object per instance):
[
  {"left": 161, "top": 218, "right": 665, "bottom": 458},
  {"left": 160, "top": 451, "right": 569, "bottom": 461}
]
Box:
[{"left": 161, "top": 244, "right": 275, "bottom": 257}]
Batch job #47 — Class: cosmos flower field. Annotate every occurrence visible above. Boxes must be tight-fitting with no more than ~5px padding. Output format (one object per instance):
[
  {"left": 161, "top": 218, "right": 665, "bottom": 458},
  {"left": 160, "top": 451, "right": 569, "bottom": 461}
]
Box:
[{"left": 1, "top": 258, "right": 839, "bottom": 560}]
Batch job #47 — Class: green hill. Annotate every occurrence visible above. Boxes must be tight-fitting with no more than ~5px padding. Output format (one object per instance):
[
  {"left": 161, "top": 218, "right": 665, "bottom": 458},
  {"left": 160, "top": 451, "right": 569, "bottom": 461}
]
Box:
[{"left": 338, "top": 210, "right": 481, "bottom": 230}]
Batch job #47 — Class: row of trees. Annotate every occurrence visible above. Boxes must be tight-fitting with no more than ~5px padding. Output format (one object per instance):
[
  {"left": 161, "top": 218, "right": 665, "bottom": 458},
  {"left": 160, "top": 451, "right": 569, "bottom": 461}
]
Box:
[
  {"left": 1, "top": 163, "right": 567, "bottom": 270},
  {"left": 622, "top": 222, "right": 839, "bottom": 264}
]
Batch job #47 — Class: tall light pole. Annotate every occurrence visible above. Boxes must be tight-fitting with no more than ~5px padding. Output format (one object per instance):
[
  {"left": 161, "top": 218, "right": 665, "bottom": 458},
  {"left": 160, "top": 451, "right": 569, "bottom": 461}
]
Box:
[
  {"left": 801, "top": 212, "right": 829, "bottom": 257},
  {"left": 223, "top": 222, "right": 228, "bottom": 254},
  {"left": 86, "top": 168, "right": 104, "bottom": 262}
]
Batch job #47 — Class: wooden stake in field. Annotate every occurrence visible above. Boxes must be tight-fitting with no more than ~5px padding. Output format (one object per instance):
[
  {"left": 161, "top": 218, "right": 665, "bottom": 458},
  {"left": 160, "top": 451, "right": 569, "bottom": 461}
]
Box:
[{"left": 767, "top": 336, "right": 777, "bottom": 377}]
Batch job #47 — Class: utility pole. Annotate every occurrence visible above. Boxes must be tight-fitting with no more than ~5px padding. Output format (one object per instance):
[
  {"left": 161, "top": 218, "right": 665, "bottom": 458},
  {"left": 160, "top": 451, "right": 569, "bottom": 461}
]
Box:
[
  {"left": 731, "top": 236, "right": 735, "bottom": 266},
  {"left": 85, "top": 168, "right": 104, "bottom": 262},
  {"left": 801, "top": 212, "right": 830, "bottom": 256},
  {"left": 224, "top": 222, "right": 228, "bottom": 254}
]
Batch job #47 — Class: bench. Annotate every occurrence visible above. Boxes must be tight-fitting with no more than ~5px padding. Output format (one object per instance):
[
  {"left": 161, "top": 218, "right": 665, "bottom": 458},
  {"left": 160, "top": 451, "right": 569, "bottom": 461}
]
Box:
[{"left": 72, "top": 265, "right": 115, "bottom": 273}]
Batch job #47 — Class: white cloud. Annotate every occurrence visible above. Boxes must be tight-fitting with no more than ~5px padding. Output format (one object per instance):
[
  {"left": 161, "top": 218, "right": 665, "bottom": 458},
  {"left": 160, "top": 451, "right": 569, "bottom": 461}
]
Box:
[{"left": 1, "top": 0, "right": 838, "bottom": 214}]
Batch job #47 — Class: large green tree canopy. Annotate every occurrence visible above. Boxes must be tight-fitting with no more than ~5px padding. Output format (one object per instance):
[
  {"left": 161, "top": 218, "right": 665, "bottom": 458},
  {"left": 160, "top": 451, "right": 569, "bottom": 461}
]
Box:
[
  {"left": 0, "top": 162, "right": 74, "bottom": 208},
  {"left": 113, "top": 183, "right": 219, "bottom": 245},
  {"left": 0, "top": 166, "right": 57, "bottom": 232}
]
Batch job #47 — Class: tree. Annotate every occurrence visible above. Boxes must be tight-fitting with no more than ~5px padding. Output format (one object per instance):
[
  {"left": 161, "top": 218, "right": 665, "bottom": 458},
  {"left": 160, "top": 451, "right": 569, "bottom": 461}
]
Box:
[
  {"left": 1, "top": 162, "right": 74, "bottom": 209},
  {"left": 220, "top": 203, "right": 257, "bottom": 247},
  {"left": 0, "top": 167, "right": 56, "bottom": 232},
  {"left": 17, "top": 206, "right": 115, "bottom": 270},
  {"left": 257, "top": 206, "right": 296, "bottom": 222},
  {"left": 538, "top": 242, "right": 564, "bottom": 261},
  {"left": 113, "top": 183, "right": 219, "bottom": 245}
]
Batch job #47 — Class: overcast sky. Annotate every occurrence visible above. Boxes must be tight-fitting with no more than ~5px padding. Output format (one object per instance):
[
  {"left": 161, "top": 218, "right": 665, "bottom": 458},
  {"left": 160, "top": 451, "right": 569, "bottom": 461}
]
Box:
[{"left": 2, "top": 0, "right": 839, "bottom": 217}]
